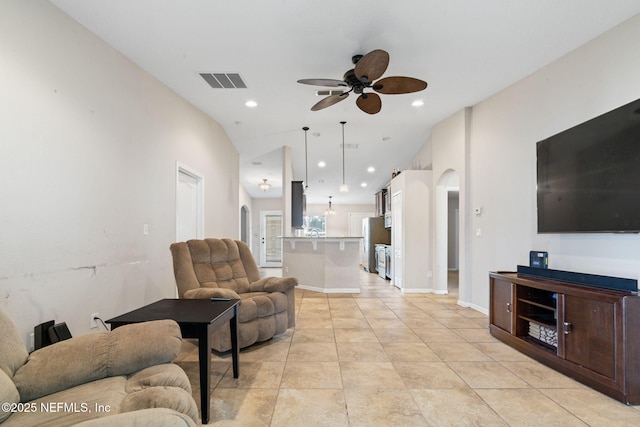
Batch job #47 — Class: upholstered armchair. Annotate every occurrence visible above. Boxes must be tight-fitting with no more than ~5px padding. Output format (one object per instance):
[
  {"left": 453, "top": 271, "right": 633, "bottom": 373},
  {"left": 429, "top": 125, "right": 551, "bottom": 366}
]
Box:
[{"left": 170, "top": 238, "right": 297, "bottom": 352}]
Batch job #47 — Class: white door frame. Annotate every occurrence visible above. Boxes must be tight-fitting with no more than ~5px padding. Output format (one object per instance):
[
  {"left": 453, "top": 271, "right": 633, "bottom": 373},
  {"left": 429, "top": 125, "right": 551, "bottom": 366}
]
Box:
[
  {"left": 175, "top": 162, "right": 204, "bottom": 241},
  {"left": 260, "top": 210, "right": 283, "bottom": 267}
]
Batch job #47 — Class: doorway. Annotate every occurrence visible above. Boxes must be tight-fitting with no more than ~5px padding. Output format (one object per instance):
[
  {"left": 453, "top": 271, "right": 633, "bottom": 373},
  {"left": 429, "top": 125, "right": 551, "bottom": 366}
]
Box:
[
  {"left": 240, "top": 205, "right": 250, "bottom": 245},
  {"left": 435, "top": 169, "right": 460, "bottom": 295},
  {"left": 260, "top": 210, "right": 283, "bottom": 267},
  {"left": 176, "top": 162, "right": 204, "bottom": 242}
]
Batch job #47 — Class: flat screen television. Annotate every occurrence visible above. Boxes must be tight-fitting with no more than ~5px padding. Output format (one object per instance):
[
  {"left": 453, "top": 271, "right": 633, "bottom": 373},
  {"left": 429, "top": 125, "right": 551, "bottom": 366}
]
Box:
[{"left": 537, "top": 97, "right": 640, "bottom": 233}]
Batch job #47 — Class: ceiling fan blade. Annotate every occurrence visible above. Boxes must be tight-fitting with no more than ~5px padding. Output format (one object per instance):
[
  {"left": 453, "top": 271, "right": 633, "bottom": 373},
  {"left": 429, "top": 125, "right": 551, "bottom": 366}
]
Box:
[
  {"left": 356, "top": 93, "right": 382, "bottom": 114},
  {"left": 354, "top": 49, "right": 389, "bottom": 82},
  {"left": 311, "top": 92, "right": 349, "bottom": 111},
  {"left": 297, "top": 78, "right": 348, "bottom": 87},
  {"left": 373, "top": 76, "right": 428, "bottom": 94}
]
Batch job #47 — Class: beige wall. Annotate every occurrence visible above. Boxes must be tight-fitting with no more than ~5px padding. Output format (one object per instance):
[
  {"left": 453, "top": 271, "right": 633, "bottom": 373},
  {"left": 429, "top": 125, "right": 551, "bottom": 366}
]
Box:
[
  {"left": 306, "top": 204, "right": 375, "bottom": 237},
  {"left": 0, "top": 1, "right": 239, "bottom": 344},
  {"left": 416, "top": 13, "right": 640, "bottom": 311}
]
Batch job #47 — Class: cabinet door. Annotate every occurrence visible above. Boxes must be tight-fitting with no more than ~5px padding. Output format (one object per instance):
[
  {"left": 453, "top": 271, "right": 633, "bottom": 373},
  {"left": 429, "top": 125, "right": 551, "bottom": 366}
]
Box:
[
  {"left": 385, "top": 185, "right": 391, "bottom": 213},
  {"left": 563, "top": 295, "right": 616, "bottom": 379},
  {"left": 490, "top": 278, "right": 514, "bottom": 333},
  {"left": 391, "top": 191, "right": 403, "bottom": 288},
  {"left": 375, "top": 189, "right": 387, "bottom": 217},
  {"left": 291, "top": 181, "right": 305, "bottom": 228}
]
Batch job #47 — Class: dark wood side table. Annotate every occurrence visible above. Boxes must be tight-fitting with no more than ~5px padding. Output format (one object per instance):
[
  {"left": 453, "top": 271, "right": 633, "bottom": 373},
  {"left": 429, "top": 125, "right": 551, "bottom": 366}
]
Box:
[{"left": 106, "top": 298, "right": 240, "bottom": 424}]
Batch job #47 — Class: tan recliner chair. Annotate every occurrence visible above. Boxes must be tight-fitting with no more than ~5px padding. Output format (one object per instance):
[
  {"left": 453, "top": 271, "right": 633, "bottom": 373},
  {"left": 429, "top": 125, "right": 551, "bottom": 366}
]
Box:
[
  {"left": 170, "top": 238, "right": 297, "bottom": 352},
  {"left": 0, "top": 307, "right": 198, "bottom": 426}
]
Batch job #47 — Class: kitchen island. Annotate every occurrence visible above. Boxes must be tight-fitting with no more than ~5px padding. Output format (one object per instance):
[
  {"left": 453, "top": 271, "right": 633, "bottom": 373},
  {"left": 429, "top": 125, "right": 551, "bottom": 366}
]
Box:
[{"left": 282, "top": 237, "right": 362, "bottom": 293}]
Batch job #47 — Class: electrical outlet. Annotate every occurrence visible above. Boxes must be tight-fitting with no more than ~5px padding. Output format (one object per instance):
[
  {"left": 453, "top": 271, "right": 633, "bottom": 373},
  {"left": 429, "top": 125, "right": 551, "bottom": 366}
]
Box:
[{"left": 91, "top": 313, "right": 100, "bottom": 329}]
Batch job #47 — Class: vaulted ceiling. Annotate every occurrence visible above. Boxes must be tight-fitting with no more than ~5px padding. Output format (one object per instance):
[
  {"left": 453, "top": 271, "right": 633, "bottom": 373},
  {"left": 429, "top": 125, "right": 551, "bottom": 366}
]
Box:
[{"left": 50, "top": 0, "right": 640, "bottom": 204}]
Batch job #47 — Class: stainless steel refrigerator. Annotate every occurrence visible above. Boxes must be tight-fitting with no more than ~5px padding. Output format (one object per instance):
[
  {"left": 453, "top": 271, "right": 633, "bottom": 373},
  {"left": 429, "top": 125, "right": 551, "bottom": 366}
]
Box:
[{"left": 362, "top": 217, "right": 391, "bottom": 273}]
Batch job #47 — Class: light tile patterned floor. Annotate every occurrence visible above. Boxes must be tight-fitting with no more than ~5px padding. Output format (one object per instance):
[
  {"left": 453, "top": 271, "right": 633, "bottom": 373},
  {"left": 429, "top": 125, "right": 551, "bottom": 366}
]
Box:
[{"left": 175, "top": 270, "right": 640, "bottom": 426}]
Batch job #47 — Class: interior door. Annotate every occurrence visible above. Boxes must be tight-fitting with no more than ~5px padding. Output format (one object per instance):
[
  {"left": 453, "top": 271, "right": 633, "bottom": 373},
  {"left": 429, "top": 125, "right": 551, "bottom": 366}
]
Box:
[
  {"left": 176, "top": 167, "right": 203, "bottom": 242},
  {"left": 260, "top": 210, "right": 283, "bottom": 267}
]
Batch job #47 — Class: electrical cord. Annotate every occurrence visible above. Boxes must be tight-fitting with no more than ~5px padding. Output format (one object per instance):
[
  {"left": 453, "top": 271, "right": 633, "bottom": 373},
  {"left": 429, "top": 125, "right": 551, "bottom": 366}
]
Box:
[{"left": 94, "top": 316, "right": 110, "bottom": 331}]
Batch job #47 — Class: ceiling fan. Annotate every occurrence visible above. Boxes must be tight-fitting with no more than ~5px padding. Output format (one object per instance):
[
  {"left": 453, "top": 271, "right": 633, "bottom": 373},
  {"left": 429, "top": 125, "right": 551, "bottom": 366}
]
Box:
[{"left": 297, "top": 49, "right": 427, "bottom": 114}]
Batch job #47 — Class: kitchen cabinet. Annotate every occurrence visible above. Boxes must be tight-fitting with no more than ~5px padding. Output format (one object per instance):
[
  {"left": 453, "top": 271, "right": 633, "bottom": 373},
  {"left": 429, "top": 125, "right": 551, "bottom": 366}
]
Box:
[
  {"left": 291, "top": 181, "right": 305, "bottom": 229},
  {"left": 375, "top": 188, "right": 387, "bottom": 217}
]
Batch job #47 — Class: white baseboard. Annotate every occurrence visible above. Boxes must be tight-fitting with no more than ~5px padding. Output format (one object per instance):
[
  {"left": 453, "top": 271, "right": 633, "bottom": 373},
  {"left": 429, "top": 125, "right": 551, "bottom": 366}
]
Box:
[{"left": 296, "top": 284, "right": 361, "bottom": 294}]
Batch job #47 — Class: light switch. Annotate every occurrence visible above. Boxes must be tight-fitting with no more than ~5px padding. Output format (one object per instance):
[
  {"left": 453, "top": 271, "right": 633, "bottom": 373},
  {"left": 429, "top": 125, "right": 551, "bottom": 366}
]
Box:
[
  {"left": 476, "top": 228, "right": 482, "bottom": 237},
  {"left": 143, "top": 223, "right": 149, "bottom": 236}
]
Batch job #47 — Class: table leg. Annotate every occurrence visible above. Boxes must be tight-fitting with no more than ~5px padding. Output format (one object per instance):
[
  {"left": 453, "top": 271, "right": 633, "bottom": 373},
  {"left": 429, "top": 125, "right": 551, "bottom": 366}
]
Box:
[
  {"left": 198, "top": 325, "right": 212, "bottom": 424},
  {"left": 230, "top": 306, "right": 239, "bottom": 378}
]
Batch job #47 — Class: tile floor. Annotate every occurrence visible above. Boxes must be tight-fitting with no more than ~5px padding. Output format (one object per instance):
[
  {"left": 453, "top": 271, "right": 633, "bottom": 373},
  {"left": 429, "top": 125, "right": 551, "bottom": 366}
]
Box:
[{"left": 175, "top": 270, "right": 640, "bottom": 426}]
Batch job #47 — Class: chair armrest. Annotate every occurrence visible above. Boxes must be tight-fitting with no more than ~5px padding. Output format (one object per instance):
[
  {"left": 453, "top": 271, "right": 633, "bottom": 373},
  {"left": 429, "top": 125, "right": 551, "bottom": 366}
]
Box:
[
  {"left": 13, "top": 319, "right": 181, "bottom": 402},
  {"left": 182, "top": 287, "right": 240, "bottom": 299},
  {"left": 74, "top": 408, "right": 197, "bottom": 427},
  {"left": 250, "top": 276, "right": 298, "bottom": 293}
]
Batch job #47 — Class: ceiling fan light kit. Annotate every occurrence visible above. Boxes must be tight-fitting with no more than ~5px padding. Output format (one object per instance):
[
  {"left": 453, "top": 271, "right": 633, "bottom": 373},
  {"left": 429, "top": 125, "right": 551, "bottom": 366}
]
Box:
[{"left": 298, "top": 49, "right": 427, "bottom": 114}]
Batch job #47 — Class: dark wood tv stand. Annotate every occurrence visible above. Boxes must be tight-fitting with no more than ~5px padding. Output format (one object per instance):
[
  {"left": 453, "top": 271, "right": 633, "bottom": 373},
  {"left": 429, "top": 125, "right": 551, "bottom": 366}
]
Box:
[{"left": 489, "top": 271, "right": 640, "bottom": 404}]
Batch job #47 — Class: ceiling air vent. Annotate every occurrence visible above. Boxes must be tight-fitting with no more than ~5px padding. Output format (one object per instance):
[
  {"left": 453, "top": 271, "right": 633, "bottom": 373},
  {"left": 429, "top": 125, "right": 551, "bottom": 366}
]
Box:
[{"left": 200, "top": 73, "right": 247, "bottom": 89}]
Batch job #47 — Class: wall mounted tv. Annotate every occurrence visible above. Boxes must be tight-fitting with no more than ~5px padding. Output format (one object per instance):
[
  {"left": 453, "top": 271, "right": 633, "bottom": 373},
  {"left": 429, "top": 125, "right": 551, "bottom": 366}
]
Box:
[{"left": 537, "top": 97, "right": 640, "bottom": 233}]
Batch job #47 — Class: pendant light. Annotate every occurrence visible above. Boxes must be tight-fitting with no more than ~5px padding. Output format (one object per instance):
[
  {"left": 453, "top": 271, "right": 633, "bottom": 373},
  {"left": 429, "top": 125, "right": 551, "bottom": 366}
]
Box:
[
  {"left": 303, "top": 126, "right": 309, "bottom": 193},
  {"left": 339, "top": 121, "right": 348, "bottom": 192},
  {"left": 259, "top": 179, "right": 271, "bottom": 191},
  {"left": 325, "top": 196, "right": 336, "bottom": 215}
]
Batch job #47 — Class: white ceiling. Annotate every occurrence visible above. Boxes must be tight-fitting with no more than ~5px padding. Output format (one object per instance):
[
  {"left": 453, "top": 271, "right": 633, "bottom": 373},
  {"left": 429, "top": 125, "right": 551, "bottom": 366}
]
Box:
[{"left": 50, "top": 0, "right": 640, "bottom": 204}]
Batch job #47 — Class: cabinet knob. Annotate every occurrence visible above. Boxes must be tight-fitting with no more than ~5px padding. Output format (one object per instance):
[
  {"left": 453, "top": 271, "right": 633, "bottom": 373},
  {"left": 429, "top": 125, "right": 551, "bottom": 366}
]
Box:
[
  {"left": 563, "top": 321, "right": 572, "bottom": 335},
  {"left": 506, "top": 302, "right": 511, "bottom": 313}
]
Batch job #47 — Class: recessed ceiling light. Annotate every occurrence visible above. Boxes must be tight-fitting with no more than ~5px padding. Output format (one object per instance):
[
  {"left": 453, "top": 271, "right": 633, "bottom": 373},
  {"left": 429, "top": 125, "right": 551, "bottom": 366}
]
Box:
[
  {"left": 361, "top": 182, "right": 368, "bottom": 187},
  {"left": 245, "top": 100, "right": 258, "bottom": 108},
  {"left": 412, "top": 99, "right": 424, "bottom": 107},
  {"left": 367, "top": 166, "right": 375, "bottom": 173},
  {"left": 318, "top": 161, "right": 326, "bottom": 168}
]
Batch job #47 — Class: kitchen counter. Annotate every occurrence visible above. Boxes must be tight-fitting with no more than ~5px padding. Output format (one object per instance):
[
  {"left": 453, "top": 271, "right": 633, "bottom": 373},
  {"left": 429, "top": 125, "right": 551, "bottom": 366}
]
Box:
[
  {"left": 282, "top": 236, "right": 362, "bottom": 250},
  {"left": 282, "top": 237, "right": 362, "bottom": 293}
]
